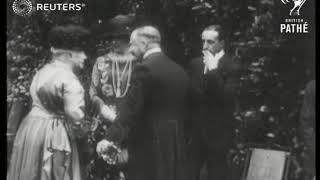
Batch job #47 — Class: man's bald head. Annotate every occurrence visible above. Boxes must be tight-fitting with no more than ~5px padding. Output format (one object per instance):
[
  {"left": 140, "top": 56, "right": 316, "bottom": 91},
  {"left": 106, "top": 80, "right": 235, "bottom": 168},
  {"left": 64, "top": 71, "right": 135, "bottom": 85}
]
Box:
[
  {"left": 131, "top": 26, "right": 161, "bottom": 45},
  {"left": 129, "top": 26, "right": 161, "bottom": 59}
]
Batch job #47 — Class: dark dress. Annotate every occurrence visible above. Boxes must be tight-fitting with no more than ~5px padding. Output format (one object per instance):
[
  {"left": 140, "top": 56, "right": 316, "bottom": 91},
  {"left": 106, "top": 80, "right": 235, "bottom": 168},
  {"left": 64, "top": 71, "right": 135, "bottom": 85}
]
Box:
[
  {"left": 187, "top": 54, "right": 241, "bottom": 180},
  {"left": 90, "top": 53, "right": 138, "bottom": 113},
  {"left": 104, "top": 52, "right": 191, "bottom": 180},
  {"left": 89, "top": 53, "right": 137, "bottom": 179}
]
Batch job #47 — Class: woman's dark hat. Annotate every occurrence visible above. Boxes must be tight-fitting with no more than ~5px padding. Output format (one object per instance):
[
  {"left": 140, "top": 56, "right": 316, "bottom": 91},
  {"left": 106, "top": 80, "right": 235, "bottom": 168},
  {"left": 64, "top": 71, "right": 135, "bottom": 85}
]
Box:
[
  {"left": 95, "top": 14, "right": 137, "bottom": 40},
  {"left": 92, "top": 14, "right": 148, "bottom": 56},
  {"left": 48, "top": 24, "right": 91, "bottom": 51}
]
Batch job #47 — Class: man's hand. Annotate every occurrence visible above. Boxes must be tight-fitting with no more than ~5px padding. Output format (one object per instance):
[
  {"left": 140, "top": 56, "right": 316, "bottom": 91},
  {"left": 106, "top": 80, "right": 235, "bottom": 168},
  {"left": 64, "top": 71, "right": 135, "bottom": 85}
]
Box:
[
  {"left": 116, "top": 148, "right": 129, "bottom": 164},
  {"left": 203, "top": 50, "right": 219, "bottom": 72},
  {"left": 100, "top": 105, "right": 116, "bottom": 122}
]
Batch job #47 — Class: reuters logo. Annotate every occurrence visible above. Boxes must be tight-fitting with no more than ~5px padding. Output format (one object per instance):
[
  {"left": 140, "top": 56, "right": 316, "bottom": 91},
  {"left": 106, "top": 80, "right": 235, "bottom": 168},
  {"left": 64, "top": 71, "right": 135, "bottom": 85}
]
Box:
[
  {"left": 12, "top": 0, "right": 33, "bottom": 17},
  {"left": 12, "top": 1, "right": 85, "bottom": 16}
]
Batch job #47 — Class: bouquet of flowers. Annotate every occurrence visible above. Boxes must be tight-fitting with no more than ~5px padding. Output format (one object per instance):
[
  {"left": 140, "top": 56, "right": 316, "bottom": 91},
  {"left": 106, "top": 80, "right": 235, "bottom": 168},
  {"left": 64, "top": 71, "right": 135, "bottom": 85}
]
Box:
[
  {"left": 99, "top": 141, "right": 121, "bottom": 165},
  {"left": 84, "top": 116, "right": 128, "bottom": 180}
]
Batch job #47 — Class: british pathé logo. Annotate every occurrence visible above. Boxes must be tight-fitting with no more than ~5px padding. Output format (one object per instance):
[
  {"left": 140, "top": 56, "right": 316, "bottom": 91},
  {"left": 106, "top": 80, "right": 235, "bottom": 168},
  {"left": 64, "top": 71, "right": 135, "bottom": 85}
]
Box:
[
  {"left": 280, "top": 19, "right": 308, "bottom": 33},
  {"left": 280, "top": 0, "right": 309, "bottom": 33},
  {"left": 12, "top": 0, "right": 86, "bottom": 17},
  {"left": 281, "top": 0, "right": 307, "bottom": 16}
]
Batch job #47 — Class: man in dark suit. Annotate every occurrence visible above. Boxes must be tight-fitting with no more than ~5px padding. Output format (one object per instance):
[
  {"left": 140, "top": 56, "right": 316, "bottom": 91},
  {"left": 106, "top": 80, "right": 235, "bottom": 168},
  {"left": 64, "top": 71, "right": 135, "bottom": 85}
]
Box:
[
  {"left": 96, "top": 26, "right": 190, "bottom": 180},
  {"left": 187, "top": 25, "right": 241, "bottom": 180}
]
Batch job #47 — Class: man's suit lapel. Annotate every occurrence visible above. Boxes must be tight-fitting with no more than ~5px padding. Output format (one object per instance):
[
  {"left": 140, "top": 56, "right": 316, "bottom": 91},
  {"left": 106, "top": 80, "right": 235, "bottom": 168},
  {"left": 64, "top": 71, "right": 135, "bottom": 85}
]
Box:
[
  {"left": 200, "top": 53, "right": 227, "bottom": 74},
  {"left": 217, "top": 53, "right": 228, "bottom": 70},
  {"left": 197, "top": 58, "right": 206, "bottom": 93},
  {"left": 199, "top": 53, "right": 228, "bottom": 92},
  {"left": 200, "top": 58, "right": 205, "bottom": 75}
]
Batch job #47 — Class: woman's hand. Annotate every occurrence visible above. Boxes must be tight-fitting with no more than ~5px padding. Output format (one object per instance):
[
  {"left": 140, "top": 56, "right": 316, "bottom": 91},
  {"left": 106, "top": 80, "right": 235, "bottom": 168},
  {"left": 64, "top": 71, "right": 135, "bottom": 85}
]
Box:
[{"left": 100, "top": 105, "right": 116, "bottom": 122}]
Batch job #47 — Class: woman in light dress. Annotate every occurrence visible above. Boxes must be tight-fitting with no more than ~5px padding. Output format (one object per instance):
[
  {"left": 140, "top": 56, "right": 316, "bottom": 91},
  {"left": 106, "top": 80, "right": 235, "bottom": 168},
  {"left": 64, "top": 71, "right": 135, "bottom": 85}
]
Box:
[{"left": 7, "top": 25, "right": 90, "bottom": 180}]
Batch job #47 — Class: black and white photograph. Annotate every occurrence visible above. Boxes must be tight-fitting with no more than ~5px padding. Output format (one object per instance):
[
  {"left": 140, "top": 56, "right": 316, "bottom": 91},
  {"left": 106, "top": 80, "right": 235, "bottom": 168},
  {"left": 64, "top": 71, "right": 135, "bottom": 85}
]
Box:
[{"left": 6, "top": 0, "right": 316, "bottom": 180}]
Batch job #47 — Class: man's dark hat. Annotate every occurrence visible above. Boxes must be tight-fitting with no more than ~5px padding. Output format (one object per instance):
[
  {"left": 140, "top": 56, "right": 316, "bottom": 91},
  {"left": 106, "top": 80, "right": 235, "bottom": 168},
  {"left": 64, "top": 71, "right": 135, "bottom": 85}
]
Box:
[{"left": 48, "top": 24, "right": 91, "bottom": 51}]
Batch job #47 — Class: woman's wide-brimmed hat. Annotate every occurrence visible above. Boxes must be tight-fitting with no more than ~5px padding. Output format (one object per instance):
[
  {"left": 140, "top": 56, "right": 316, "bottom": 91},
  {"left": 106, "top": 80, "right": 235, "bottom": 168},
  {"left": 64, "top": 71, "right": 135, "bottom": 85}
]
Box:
[
  {"left": 93, "top": 14, "right": 149, "bottom": 56},
  {"left": 48, "top": 24, "right": 91, "bottom": 51},
  {"left": 93, "top": 14, "right": 149, "bottom": 40},
  {"left": 101, "top": 14, "right": 135, "bottom": 39},
  {"left": 93, "top": 14, "right": 133, "bottom": 55}
]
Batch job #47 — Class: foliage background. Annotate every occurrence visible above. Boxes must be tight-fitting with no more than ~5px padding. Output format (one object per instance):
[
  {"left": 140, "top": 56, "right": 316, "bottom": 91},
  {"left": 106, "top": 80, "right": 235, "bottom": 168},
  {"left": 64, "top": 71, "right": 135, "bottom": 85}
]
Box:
[{"left": 7, "top": 0, "right": 315, "bottom": 179}]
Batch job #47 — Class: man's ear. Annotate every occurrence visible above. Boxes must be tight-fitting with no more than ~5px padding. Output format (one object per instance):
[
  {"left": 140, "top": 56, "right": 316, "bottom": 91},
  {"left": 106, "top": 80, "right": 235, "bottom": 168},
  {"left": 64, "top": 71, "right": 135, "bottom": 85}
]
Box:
[{"left": 140, "top": 39, "right": 148, "bottom": 51}]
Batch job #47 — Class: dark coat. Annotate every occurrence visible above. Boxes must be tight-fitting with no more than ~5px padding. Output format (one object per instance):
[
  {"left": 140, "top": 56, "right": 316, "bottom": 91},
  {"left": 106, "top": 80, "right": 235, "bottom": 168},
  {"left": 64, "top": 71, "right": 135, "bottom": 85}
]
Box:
[
  {"left": 187, "top": 53, "right": 241, "bottom": 151},
  {"left": 105, "top": 52, "right": 191, "bottom": 180}
]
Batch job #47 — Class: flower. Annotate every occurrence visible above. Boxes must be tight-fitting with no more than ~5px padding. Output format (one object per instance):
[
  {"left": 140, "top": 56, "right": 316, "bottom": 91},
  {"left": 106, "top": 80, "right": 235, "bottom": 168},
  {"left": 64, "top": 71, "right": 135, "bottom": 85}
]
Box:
[
  {"left": 97, "top": 60, "right": 105, "bottom": 71},
  {"left": 259, "top": 105, "right": 268, "bottom": 112},
  {"left": 102, "top": 84, "right": 114, "bottom": 97},
  {"left": 90, "top": 117, "right": 100, "bottom": 131},
  {"left": 97, "top": 57, "right": 109, "bottom": 71},
  {"left": 266, "top": 133, "right": 275, "bottom": 138},
  {"left": 244, "top": 110, "right": 255, "bottom": 117},
  {"left": 100, "top": 143, "right": 121, "bottom": 165},
  {"left": 268, "top": 116, "right": 275, "bottom": 122}
]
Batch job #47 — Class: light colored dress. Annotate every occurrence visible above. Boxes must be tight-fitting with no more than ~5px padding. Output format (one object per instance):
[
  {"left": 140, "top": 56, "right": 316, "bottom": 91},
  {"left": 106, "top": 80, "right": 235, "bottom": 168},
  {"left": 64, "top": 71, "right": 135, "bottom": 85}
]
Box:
[{"left": 7, "top": 60, "right": 85, "bottom": 180}]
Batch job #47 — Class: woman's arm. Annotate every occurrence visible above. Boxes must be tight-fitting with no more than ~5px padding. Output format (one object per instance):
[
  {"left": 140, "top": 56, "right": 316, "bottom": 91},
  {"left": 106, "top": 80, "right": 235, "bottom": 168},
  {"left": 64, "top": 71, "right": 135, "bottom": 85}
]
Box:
[{"left": 89, "top": 59, "right": 105, "bottom": 112}]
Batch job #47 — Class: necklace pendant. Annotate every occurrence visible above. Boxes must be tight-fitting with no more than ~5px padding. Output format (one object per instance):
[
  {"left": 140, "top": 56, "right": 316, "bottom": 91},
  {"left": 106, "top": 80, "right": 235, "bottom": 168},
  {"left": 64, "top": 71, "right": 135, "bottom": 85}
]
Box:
[{"left": 116, "top": 88, "right": 120, "bottom": 97}]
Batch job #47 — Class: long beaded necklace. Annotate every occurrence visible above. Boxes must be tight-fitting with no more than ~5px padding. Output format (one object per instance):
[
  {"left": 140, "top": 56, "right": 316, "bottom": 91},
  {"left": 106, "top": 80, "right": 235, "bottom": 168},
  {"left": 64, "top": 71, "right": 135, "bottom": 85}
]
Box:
[{"left": 111, "top": 54, "right": 132, "bottom": 98}]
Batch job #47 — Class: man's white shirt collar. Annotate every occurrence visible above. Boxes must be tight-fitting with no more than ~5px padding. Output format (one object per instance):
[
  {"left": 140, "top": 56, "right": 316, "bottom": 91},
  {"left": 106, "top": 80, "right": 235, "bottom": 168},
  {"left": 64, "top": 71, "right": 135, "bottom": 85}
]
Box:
[
  {"left": 213, "top": 49, "right": 225, "bottom": 61},
  {"left": 143, "top": 47, "right": 162, "bottom": 59}
]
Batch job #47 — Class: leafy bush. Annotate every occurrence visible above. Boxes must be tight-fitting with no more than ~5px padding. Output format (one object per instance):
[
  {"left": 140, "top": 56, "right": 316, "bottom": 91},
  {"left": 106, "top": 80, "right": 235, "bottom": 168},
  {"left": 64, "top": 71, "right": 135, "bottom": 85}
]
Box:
[{"left": 7, "top": 0, "right": 314, "bottom": 179}]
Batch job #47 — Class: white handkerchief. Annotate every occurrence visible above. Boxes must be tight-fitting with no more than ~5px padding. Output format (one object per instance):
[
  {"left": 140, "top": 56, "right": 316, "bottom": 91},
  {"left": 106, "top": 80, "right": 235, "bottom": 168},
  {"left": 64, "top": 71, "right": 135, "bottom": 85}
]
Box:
[{"left": 204, "top": 50, "right": 225, "bottom": 74}]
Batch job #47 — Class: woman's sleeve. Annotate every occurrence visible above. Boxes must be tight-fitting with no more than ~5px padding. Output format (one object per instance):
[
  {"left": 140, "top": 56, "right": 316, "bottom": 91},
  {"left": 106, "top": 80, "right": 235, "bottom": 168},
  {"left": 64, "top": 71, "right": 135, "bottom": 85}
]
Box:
[
  {"left": 63, "top": 76, "right": 85, "bottom": 124},
  {"left": 89, "top": 60, "right": 105, "bottom": 112}
]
